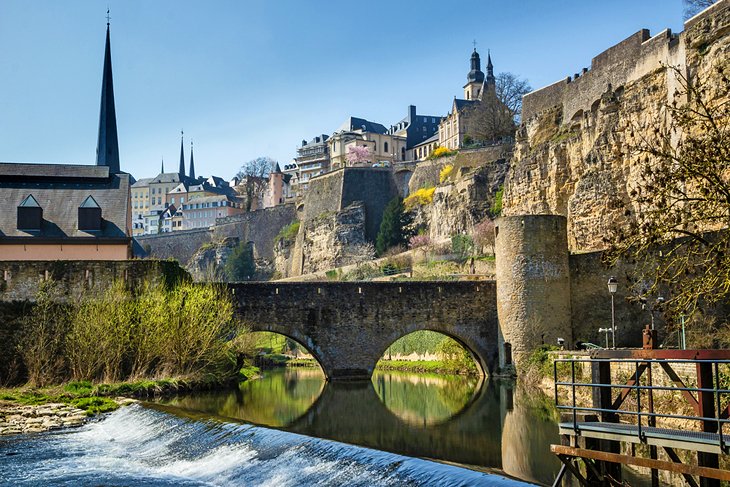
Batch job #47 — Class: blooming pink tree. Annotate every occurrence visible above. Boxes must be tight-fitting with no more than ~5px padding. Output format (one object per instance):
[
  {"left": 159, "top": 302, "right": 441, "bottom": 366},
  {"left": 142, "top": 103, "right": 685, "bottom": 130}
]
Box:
[
  {"left": 472, "top": 218, "right": 495, "bottom": 255},
  {"left": 409, "top": 234, "right": 430, "bottom": 249},
  {"left": 346, "top": 145, "right": 372, "bottom": 165}
]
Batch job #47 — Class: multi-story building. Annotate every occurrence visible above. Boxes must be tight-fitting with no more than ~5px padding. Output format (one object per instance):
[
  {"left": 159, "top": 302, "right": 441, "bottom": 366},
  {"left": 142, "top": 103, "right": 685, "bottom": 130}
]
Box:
[
  {"left": 293, "top": 135, "right": 329, "bottom": 192},
  {"left": 328, "top": 117, "right": 407, "bottom": 168},
  {"left": 181, "top": 194, "right": 243, "bottom": 230},
  {"left": 131, "top": 177, "right": 152, "bottom": 236},
  {"left": 0, "top": 22, "right": 131, "bottom": 260},
  {"left": 438, "top": 48, "right": 496, "bottom": 150},
  {"left": 388, "top": 106, "right": 442, "bottom": 161}
]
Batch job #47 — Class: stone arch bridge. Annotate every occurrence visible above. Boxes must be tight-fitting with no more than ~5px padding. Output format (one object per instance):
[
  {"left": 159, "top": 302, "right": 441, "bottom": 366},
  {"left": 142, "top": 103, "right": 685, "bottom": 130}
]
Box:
[{"left": 230, "top": 281, "right": 498, "bottom": 380}]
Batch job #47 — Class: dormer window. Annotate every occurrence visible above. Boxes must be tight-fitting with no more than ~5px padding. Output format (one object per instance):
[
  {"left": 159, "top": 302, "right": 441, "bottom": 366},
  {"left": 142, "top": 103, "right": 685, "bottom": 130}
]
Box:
[
  {"left": 17, "top": 195, "right": 43, "bottom": 231},
  {"left": 78, "top": 195, "right": 102, "bottom": 231}
]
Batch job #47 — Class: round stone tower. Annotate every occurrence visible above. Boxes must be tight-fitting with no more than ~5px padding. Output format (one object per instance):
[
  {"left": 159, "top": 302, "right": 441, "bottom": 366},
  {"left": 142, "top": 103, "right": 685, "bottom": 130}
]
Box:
[{"left": 494, "top": 215, "right": 572, "bottom": 369}]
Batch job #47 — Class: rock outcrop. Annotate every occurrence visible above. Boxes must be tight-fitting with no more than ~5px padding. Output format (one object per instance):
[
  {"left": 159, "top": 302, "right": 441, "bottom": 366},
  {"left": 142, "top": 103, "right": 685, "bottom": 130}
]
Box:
[
  {"left": 503, "top": 2, "right": 730, "bottom": 251},
  {"left": 296, "top": 202, "right": 375, "bottom": 275},
  {"left": 410, "top": 146, "right": 510, "bottom": 242}
]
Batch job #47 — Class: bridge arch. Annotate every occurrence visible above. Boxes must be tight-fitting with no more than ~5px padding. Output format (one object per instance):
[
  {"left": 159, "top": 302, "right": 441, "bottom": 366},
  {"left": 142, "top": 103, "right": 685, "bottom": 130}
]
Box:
[
  {"left": 231, "top": 281, "right": 499, "bottom": 381},
  {"left": 375, "top": 327, "right": 488, "bottom": 378}
]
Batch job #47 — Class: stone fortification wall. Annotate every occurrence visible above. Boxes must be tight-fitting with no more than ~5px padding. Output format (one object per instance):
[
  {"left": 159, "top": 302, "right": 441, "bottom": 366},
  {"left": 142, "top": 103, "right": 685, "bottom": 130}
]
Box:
[
  {"left": 520, "top": 21, "right": 704, "bottom": 124},
  {"left": 0, "top": 259, "right": 188, "bottom": 302},
  {"left": 569, "top": 251, "right": 652, "bottom": 348},
  {"left": 505, "top": 1, "right": 729, "bottom": 252},
  {"left": 304, "top": 167, "right": 398, "bottom": 242},
  {"left": 136, "top": 229, "right": 212, "bottom": 265},
  {"left": 340, "top": 169, "right": 399, "bottom": 241},
  {"left": 213, "top": 204, "right": 297, "bottom": 261},
  {"left": 135, "top": 204, "right": 297, "bottom": 266}
]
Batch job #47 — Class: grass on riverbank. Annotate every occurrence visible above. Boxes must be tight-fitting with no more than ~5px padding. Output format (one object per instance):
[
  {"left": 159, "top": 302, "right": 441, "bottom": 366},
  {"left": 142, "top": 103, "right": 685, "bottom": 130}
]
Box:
[
  {"left": 0, "top": 374, "right": 247, "bottom": 416},
  {"left": 376, "top": 359, "right": 479, "bottom": 376}
]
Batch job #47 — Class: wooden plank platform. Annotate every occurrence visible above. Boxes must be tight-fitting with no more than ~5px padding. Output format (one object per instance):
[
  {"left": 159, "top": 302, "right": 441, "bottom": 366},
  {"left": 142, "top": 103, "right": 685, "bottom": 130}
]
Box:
[
  {"left": 551, "top": 445, "right": 730, "bottom": 481},
  {"left": 559, "top": 422, "right": 727, "bottom": 454}
]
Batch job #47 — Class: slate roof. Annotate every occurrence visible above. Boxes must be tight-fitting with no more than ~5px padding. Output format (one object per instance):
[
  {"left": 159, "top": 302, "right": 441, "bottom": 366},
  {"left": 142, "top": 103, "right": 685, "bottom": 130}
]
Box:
[
  {"left": 337, "top": 117, "right": 388, "bottom": 134},
  {"left": 454, "top": 98, "right": 479, "bottom": 111},
  {"left": 0, "top": 162, "right": 130, "bottom": 241},
  {"left": 131, "top": 177, "right": 153, "bottom": 188},
  {"left": 150, "top": 172, "right": 183, "bottom": 184},
  {"left": 412, "top": 133, "right": 440, "bottom": 148}
]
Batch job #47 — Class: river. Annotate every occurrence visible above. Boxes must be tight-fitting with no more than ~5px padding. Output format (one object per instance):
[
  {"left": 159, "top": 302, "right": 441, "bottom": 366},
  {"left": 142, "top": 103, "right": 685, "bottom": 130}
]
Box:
[{"left": 0, "top": 368, "right": 564, "bottom": 486}]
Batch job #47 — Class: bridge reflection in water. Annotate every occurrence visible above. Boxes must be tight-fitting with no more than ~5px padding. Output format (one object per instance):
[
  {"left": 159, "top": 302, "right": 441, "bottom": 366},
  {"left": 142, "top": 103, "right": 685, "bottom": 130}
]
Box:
[{"left": 158, "top": 368, "right": 562, "bottom": 485}]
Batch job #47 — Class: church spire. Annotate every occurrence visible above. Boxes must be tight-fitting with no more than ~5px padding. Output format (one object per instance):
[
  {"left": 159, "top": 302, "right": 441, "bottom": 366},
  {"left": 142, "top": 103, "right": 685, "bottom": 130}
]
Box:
[
  {"left": 486, "top": 50, "right": 495, "bottom": 87},
  {"left": 178, "top": 130, "right": 186, "bottom": 178},
  {"left": 161, "top": 157, "right": 164, "bottom": 174},
  {"left": 189, "top": 140, "right": 196, "bottom": 180},
  {"left": 95, "top": 13, "right": 120, "bottom": 173}
]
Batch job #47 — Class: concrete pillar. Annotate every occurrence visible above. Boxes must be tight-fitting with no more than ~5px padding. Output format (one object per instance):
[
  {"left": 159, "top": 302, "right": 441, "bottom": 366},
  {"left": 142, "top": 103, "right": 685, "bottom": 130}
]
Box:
[{"left": 495, "top": 215, "right": 572, "bottom": 369}]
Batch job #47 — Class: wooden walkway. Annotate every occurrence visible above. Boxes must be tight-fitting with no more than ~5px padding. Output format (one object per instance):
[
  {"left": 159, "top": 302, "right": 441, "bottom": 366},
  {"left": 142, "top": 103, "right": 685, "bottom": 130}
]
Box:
[{"left": 552, "top": 350, "right": 730, "bottom": 487}]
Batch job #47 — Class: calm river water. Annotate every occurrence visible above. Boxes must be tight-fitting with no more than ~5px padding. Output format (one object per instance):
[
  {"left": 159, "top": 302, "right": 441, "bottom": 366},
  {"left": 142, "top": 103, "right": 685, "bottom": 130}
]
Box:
[{"left": 0, "top": 368, "right": 565, "bottom": 486}]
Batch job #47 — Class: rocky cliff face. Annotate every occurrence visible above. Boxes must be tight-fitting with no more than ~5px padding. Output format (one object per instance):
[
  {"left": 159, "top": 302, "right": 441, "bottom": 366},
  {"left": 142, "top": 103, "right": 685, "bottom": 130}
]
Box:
[
  {"left": 503, "top": 2, "right": 729, "bottom": 251},
  {"left": 411, "top": 146, "right": 510, "bottom": 242},
  {"left": 278, "top": 202, "right": 375, "bottom": 277},
  {"left": 186, "top": 237, "right": 240, "bottom": 281}
]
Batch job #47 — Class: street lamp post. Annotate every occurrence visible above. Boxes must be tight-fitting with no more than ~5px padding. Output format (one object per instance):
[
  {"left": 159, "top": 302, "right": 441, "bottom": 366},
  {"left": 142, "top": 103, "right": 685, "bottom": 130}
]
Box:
[{"left": 607, "top": 277, "right": 618, "bottom": 349}]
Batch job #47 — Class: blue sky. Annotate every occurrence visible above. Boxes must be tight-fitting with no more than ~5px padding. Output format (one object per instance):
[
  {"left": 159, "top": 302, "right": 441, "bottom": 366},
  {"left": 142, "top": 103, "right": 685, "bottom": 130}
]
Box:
[{"left": 0, "top": 1, "right": 684, "bottom": 180}]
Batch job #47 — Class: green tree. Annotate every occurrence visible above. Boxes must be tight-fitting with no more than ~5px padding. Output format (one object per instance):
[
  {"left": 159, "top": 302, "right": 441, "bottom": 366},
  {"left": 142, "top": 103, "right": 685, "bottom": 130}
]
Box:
[
  {"left": 376, "top": 198, "right": 412, "bottom": 256},
  {"left": 224, "top": 241, "right": 256, "bottom": 281}
]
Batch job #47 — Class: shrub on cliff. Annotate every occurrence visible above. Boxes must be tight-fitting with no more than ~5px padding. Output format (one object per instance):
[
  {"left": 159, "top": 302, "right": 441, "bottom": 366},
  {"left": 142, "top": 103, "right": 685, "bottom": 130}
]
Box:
[
  {"left": 376, "top": 198, "right": 413, "bottom": 256},
  {"left": 403, "top": 187, "right": 435, "bottom": 210},
  {"left": 427, "top": 146, "right": 456, "bottom": 160},
  {"left": 275, "top": 221, "right": 300, "bottom": 246},
  {"left": 439, "top": 164, "right": 454, "bottom": 183}
]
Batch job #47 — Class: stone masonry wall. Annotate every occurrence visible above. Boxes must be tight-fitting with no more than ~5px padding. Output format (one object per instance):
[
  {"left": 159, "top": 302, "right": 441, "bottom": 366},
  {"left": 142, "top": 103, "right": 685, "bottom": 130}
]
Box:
[
  {"left": 136, "top": 229, "right": 212, "bottom": 265},
  {"left": 0, "top": 260, "right": 188, "bottom": 302},
  {"left": 135, "top": 204, "right": 297, "bottom": 266}
]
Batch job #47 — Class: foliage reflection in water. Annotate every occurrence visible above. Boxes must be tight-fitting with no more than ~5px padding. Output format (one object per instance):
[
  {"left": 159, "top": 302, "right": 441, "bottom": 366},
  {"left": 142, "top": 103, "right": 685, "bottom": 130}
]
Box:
[
  {"left": 372, "top": 370, "right": 482, "bottom": 425},
  {"left": 157, "top": 368, "right": 562, "bottom": 485}
]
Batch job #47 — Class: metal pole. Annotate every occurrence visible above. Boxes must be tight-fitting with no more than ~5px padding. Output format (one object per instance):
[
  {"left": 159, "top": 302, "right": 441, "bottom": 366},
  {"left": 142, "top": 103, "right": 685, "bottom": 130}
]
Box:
[
  {"left": 681, "top": 315, "right": 686, "bottom": 350},
  {"left": 611, "top": 293, "right": 616, "bottom": 349}
]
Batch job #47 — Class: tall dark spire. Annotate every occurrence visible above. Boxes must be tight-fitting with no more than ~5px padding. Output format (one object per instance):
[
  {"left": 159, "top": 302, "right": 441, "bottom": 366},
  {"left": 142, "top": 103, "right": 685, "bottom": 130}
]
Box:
[
  {"left": 189, "top": 140, "right": 196, "bottom": 180},
  {"left": 486, "top": 50, "right": 495, "bottom": 87},
  {"left": 161, "top": 158, "right": 164, "bottom": 174},
  {"left": 178, "top": 131, "right": 186, "bottom": 178},
  {"left": 95, "top": 15, "right": 120, "bottom": 173}
]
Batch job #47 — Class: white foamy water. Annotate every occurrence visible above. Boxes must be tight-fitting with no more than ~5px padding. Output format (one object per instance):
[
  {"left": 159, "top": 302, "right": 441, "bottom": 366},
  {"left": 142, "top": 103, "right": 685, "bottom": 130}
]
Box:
[{"left": 0, "top": 404, "right": 531, "bottom": 486}]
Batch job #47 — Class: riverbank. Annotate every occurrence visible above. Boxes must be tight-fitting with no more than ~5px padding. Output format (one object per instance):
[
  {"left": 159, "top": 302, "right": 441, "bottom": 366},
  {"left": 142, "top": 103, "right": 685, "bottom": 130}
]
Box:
[
  {"left": 0, "top": 374, "right": 250, "bottom": 436},
  {"left": 376, "top": 359, "right": 478, "bottom": 376}
]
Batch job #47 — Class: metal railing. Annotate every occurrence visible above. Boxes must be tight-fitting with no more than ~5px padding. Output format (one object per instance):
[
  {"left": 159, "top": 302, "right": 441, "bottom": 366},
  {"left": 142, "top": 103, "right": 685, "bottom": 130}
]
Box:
[{"left": 553, "top": 357, "right": 730, "bottom": 452}]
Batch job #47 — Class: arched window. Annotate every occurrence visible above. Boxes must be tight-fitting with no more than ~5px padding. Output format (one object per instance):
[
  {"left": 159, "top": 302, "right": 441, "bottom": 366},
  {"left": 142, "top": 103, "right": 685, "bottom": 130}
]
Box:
[{"left": 384, "top": 141, "right": 389, "bottom": 153}]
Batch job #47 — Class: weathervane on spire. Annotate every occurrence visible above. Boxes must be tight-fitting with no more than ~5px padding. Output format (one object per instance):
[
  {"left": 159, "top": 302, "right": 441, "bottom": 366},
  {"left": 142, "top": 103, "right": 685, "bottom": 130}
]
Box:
[
  {"left": 106, "top": 8, "right": 111, "bottom": 25},
  {"left": 473, "top": 39, "right": 477, "bottom": 50}
]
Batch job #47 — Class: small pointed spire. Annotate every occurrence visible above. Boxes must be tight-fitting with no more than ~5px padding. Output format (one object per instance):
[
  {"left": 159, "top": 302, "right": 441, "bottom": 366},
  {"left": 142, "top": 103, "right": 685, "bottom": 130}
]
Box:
[
  {"left": 189, "top": 140, "right": 196, "bottom": 180},
  {"left": 95, "top": 16, "right": 120, "bottom": 173},
  {"left": 486, "top": 50, "right": 495, "bottom": 88},
  {"left": 161, "top": 157, "right": 165, "bottom": 174},
  {"left": 178, "top": 130, "right": 186, "bottom": 178}
]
